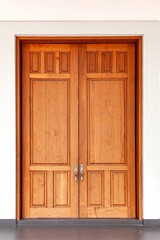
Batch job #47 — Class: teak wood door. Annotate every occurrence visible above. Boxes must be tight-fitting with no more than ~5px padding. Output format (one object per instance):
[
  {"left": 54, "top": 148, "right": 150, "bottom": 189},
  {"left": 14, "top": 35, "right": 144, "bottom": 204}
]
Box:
[
  {"left": 22, "top": 43, "right": 136, "bottom": 219},
  {"left": 22, "top": 44, "right": 79, "bottom": 218},
  {"left": 79, "top": 44, "right": 135, "bottom": 218}
]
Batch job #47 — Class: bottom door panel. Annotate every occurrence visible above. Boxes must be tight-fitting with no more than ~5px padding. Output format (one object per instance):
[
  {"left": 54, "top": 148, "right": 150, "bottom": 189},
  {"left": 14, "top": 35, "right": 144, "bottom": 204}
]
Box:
[
  {"left": 80, "top": 170, "right": 128, "bottom": 218},
  {"left": 30, "top": 171, "right": 71, "bottom": 218}
]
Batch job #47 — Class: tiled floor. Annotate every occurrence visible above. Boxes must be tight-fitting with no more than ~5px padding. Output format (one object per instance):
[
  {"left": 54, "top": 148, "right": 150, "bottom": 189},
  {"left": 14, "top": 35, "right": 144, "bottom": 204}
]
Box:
[{"left": 0, "top": 226, "right": 160, "bottom": 240}]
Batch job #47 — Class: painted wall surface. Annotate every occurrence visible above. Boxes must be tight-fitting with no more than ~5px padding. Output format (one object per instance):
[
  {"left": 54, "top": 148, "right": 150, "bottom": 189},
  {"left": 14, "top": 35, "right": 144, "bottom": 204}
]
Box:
[
  {"left": 0, "top": 21, "right": 159, "bottom": 220},
  {"left": 0, "top": 0, "right": 160, "bottom": 20}
]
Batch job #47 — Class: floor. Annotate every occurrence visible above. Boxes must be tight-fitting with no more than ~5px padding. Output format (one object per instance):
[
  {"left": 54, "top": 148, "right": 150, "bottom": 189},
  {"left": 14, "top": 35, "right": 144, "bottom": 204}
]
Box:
[{"left": 0, "top": 226, "right": 160, "bottom": 240}]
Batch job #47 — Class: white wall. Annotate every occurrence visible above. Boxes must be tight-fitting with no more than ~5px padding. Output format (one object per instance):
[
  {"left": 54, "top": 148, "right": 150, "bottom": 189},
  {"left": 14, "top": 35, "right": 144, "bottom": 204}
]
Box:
[
  {"left": 0, "top": 0, "right": 160, "bottom": 20},
  {"left": 0, "top": 21, "right": 159, "bottom": 220}
]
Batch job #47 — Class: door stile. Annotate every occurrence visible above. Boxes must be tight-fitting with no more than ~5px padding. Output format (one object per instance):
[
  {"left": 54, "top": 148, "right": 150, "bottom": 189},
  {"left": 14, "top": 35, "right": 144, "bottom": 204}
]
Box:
[
  {"left": 22, "top": 44, "right": 30, "bottom": 218},
  {"left": 78, "top": 44, "right": 88, "bottom": 218},
  {"left": 70, "top": 44, "right": 79, "bottom": 217}
]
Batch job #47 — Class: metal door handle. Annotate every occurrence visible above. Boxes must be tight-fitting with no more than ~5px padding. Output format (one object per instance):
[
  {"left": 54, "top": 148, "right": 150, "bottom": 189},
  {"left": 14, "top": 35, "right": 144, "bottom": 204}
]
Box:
[
  {"left": 74, "top": 164, "right": 78, "bottom": 181},
  {"left": 80, "top": 164, "right": 84, "bottom": 181}
]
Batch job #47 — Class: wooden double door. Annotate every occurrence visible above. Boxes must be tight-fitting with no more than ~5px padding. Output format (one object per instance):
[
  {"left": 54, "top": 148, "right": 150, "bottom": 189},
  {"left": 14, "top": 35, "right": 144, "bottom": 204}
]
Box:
[{"left": 22, "top": 43, "right": 135, "bottom": 218}]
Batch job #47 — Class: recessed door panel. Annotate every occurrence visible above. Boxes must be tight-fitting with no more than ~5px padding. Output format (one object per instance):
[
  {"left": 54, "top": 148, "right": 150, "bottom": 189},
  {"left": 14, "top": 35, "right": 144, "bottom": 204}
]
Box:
[
  {"left": 31, "top": 80, "right": 68, "bottom": 164},
  {"left": 88, "top": 79, "right": 125, "bottom": 164}
]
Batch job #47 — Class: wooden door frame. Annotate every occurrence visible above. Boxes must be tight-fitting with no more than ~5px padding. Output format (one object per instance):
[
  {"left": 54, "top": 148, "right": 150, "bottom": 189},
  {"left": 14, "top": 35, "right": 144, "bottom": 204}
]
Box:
[{"left": 16, "top": 36, "right": 142, "bottom": 220}]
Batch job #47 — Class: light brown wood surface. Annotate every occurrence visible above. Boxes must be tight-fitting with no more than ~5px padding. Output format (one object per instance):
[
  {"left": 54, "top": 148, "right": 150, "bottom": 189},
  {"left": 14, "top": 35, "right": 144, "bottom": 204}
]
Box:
[
  {"left": 79, "top": 44, "right": 136, "bottom": 218},
  {"left": 22, "top": 42, "right": 136, "bottom": 219},
  {"left": 22, "top": 44, "right": 78, "bottom": 218}
]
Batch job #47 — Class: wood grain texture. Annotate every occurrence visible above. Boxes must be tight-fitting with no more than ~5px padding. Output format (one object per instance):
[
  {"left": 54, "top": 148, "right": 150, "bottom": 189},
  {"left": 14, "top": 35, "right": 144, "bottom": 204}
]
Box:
[
  {"left": 135, "top": 38, "right": 143, "bottom": 220},
  {"left": 17, "top": 36, "right": 142, "bottom": 44},
  {"left": 59, "top": 52, "right": 70, "bottom": 73},
  {"left": 17, "top": 36, "right": 142, "bottom": 220},
  {"left": 79, "top": 43, "right": 136, "bottom": 218},
  {"left": 111, "top": 171, "right": 127, "bottom": 206},
  {"left": 87, "top": 52, "right": 98, "bottom": 73},
  {"left": 127, "top": 44, "right": 136, "bottom": 218},
  {"left": 69, "top": 45, "right": 79, "bottom": 217},
  {"left": 101, "top": 51, "right": 113, "bottom": 73},
  {"left": 30, "top": 171, "right": 47, "bottom": 207},
  {"left": 22, "top": 44, "right": 30, "bottom": 218},
  {"left": 79, "top": 44, "right": 88, "bottom": 218},
  {"left": 21, "top": 44, "right": 78, "bottom": 218},
  {"left": 87, "top": 171, "right": 104, "bottom": 206},
  {"left": 88, "top": 79, "right": 125, "bottom": 164},
  {"left": 54, "top": 172, "right": 70, "bottom": 207},
  {"left": 30, "top": 73, "right": 70, "bottom": 78},
  {"left": 30, "top": 52, "right": 41, "bottom": 73},
  {"left": 31, "top": 80, "right": 68, "bottom": 164},
  {"left": 47, "top": 171, "right": 54, "bottom": 208},
  {"left": 44, "top": 52, "right": 55, "bottom": 73},
  {"left": 116, "top": 52, "right": 128, "bottom": 73}
]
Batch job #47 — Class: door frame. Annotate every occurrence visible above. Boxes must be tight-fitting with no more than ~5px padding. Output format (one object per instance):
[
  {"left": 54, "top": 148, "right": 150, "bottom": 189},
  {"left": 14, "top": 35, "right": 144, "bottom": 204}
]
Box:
[{"left": 16, "top": 36, "right": 142, "bottom": 220}]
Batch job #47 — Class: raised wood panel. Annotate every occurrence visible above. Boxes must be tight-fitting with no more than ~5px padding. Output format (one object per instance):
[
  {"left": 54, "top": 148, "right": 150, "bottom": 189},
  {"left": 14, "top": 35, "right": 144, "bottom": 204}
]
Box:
[
  {"left": 30, "top": 171, "right": 46, "bottom": 207},
  {"left": 87, "top": 52, "right": 98, "bottom": 73},
  {"left": 116, "top": 52, "right": 128, "bottom": 73},
  {"left": 31, "top": 79, "right": 69, "bottom": 165},
  {"left": 87, "top": 171, "right": 104, "bottom": 206},
  {"left": 44, "top": 52, "right": 55, "bottom": 73},
  {"left": 88, "top": 79, "right": 126, "bottom": 164},
  {"left": 54, "top": 172, "right": 70, "bottom": 207},
  {"left": 101, "top": 51, "right": 113, "bottom": 73},
  {"left": 59, "top": 52, "right": 70, "bottom": 73},
  {"left": 30, "top": 51, "right": 41, "bottom": 73},
  {"left": 111, "top": 171, "right": 127, "bottom": 206}
]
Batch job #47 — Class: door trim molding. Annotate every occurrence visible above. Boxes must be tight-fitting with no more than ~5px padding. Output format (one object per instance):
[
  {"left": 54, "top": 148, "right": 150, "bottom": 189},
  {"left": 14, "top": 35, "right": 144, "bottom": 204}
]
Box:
[{"left": 16, "top": 36, "right": 142, "bottom": 220}]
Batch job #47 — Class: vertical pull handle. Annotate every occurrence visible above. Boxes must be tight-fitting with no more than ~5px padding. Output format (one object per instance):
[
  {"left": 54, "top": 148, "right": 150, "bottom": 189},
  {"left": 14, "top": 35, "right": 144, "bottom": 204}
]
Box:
[
  {"left": 80, "top": 164, "right": 84, "bottom": 181},
  {"left": 74, "top": 164, "right": 78, "bottom": 181}
]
